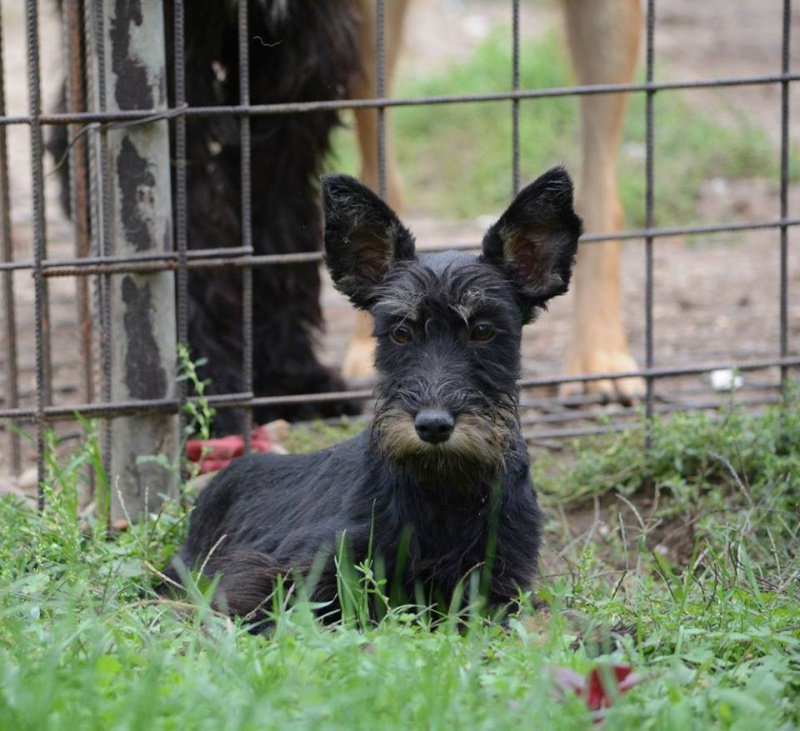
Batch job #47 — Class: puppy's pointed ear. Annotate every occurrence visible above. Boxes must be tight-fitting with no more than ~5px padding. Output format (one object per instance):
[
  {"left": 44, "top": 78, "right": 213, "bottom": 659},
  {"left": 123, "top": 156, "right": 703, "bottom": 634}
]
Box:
[
  {"left": 481, "top": 166, "right": 582, "bottom": 321},
  {"left": 322, "top": 174, "right": 416, "bottom": 309}
]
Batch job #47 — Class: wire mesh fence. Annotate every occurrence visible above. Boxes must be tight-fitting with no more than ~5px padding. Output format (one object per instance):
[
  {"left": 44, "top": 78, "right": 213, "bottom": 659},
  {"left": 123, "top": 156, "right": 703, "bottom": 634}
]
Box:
[{"left": 0, "top": 0, "right": 797, "bottom": 514}]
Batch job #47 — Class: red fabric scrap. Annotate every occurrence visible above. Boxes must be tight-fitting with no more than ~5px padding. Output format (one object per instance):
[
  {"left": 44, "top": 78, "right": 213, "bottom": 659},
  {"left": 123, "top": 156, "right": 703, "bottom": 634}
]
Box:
[{"left": 552, "top": 663, "right": 643, "bottom": 718}]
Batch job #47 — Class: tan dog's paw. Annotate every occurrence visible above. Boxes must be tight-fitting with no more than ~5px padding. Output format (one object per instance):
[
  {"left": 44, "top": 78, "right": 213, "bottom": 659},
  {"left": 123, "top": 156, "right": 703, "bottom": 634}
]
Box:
[{"left": 560, "top": 348, "right": 645, "bottom": 405}]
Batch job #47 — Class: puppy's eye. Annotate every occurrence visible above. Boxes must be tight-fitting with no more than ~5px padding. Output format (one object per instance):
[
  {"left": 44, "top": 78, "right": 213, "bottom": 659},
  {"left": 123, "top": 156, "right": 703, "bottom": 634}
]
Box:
[
  {"left": 391, "top": 325, "right": 413, "bottom": 344},
  {"left": 470, "top": 323, "right": 495, "bottom": 342}
]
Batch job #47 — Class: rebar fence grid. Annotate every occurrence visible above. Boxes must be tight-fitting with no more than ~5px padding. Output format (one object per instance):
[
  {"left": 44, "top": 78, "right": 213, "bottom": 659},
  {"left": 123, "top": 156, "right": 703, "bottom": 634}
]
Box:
[{"left": 0, "top": 0, "right": 797, "bottom": 510}]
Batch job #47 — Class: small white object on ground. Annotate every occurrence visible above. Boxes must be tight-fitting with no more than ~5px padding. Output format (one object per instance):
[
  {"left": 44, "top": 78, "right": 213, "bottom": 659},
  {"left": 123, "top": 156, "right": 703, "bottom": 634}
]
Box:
[{"left": 710, "top": 368, "right": 744, "bottom": 392}]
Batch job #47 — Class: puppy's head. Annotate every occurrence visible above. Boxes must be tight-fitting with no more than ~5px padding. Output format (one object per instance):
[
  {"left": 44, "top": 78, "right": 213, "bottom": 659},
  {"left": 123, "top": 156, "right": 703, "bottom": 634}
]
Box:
[{"left": 321, "top": 170, "right": 582, "bottom": 474}]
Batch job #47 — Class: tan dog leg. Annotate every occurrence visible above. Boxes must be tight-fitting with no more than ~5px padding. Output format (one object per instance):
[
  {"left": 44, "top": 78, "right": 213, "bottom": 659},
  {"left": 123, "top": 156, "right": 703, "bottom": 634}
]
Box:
[
  {"left": 561, "top": 0, "right": 645, "bottom": 402},
  {"left": 343, "top": 0, "right": 410, "bottom": 382}
]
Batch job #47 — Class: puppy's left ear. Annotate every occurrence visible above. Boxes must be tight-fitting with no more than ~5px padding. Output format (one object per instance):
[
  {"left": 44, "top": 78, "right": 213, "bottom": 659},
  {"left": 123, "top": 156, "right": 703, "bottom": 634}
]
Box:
[{"left": 481, "top": 166, "right": 582, "bottom": 320}]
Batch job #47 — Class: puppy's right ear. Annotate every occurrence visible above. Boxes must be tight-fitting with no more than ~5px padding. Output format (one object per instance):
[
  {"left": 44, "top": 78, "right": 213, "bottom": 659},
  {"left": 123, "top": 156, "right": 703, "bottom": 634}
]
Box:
[{"left": 322, "top": 174, "right": 416, "bottom": 309}]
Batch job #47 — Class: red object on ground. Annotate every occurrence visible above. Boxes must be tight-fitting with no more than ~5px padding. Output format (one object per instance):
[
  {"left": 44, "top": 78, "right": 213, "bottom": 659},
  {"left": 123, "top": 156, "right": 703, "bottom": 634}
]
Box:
[
  {"left": 552, "top": 663, "right": 643, "bottom": 717},
  {"left": 185, "top": 426, "right": 277, "bottom": 474}
]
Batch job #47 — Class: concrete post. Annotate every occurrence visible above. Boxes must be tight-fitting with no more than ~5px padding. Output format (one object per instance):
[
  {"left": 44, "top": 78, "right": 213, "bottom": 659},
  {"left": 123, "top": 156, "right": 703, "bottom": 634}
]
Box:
[{"left": 98, "top": 0, "right": 178, "bottom": 521}]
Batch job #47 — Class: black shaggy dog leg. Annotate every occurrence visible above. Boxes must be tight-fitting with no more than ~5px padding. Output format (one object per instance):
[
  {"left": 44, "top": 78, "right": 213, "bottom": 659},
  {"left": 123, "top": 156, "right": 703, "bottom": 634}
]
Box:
[
  {"left": 49, "top": 1, "right": 365, "bottom": 435},
  {"left": 173, "top": 0, "right": 365, "bottom": 434},
  {"left": 163, "top": 166, "right": 583, "bottom": 629}
]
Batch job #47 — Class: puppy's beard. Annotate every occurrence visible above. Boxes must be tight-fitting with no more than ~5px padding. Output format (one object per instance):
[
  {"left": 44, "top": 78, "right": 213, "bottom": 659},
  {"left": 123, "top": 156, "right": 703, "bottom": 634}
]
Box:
[{"left": 372, "top": 406, "right": 514, "bottom": 476}]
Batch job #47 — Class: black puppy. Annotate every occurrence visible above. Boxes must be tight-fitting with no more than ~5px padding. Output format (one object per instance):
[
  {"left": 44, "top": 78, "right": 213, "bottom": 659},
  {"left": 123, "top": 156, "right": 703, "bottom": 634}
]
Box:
[{"left": 163, "top": 167, "right": 581, "bottom": 626}]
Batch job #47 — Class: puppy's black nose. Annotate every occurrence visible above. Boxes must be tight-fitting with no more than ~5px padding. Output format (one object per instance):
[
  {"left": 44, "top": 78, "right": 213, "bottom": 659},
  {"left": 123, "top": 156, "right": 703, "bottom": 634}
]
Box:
[{"left": 414, "top": 410, "right": 455, "bottom": 444}]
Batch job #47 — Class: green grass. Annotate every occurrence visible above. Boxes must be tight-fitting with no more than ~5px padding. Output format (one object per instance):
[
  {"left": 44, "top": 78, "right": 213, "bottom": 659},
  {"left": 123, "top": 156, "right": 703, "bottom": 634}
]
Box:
[
  {"left": 537, "top": 391, "right": 800, "bottom": 563},
  {"left": 1, "top": 392, "right": 799, "bottom": 730},
  {"left": 328, "top": 30, "right": 800, "bottom": 227}
]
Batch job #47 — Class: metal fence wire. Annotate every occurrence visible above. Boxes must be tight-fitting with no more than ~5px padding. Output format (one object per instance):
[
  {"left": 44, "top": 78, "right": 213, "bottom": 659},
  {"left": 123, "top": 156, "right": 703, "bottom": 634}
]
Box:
[{"left": 0, "top": 0, "right": 797, "bottom": 515}]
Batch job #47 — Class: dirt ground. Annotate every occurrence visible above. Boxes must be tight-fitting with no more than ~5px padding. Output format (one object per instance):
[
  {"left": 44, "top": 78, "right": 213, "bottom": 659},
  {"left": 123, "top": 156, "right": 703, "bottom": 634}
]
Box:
[{"left": 1, "top": 1, "right": 798, "bottom": 501}]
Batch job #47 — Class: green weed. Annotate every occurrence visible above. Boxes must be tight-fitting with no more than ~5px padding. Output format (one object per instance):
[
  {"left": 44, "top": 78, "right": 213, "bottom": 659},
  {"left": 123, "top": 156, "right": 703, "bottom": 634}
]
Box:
[{"left": 1, "top": 393, "right": 799, "bottom": 729}]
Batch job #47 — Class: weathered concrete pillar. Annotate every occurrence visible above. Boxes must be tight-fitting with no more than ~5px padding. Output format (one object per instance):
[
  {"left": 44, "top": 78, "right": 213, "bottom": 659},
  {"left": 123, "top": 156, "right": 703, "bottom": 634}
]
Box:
[{"left": 98, "top": 0, "right": 178, "bottom": 520}]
